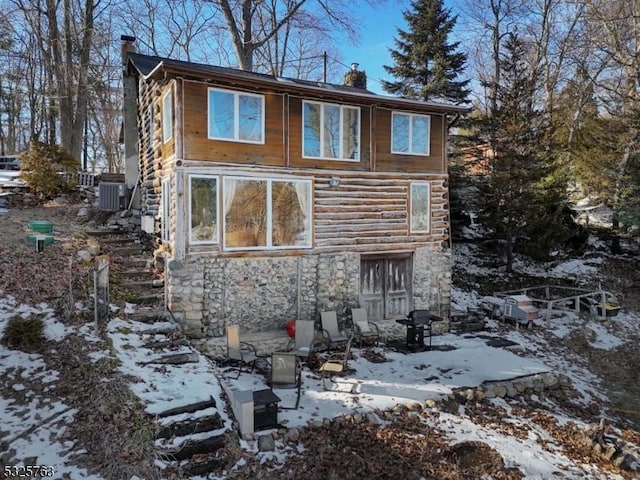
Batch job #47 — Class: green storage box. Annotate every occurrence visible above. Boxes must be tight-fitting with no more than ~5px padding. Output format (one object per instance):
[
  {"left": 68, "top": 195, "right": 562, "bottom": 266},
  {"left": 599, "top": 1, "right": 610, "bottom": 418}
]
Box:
[{"left": 29, "top": 220, "right": 53, "bottom": 233}]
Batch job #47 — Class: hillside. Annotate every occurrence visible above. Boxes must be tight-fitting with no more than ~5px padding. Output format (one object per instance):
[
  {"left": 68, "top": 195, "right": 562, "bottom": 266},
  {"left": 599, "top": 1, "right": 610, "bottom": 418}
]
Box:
[{"left": 0, "top": 200, "right": 639, "bottom": 479}]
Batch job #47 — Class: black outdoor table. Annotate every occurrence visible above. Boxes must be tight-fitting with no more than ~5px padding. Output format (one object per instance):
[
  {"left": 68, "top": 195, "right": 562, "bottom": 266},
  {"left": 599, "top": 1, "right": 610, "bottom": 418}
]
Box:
[
  {"left": 253, "top": 389, "right": 281, "bottom": 431},
  {"left": 396, "top": 310, "right": 443, "bottom": 350}
]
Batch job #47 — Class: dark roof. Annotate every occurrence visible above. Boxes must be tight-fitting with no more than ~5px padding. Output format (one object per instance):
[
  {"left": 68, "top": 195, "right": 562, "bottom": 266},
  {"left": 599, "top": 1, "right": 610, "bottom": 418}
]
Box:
[{"left": 127, "top": 52, "right": 470, "bottom": 114}]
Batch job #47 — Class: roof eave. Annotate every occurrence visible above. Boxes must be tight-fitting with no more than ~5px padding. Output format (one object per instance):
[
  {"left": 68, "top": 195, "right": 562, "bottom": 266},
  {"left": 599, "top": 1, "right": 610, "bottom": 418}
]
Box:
[{"left": 129, "top": 54, "right": 470, "bottom": 115}]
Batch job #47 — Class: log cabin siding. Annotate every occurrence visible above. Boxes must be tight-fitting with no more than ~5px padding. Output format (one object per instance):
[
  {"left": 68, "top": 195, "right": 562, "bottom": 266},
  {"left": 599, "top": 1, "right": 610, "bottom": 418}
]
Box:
[
  {"left": 181, "top": 80, "right": 285, "bottom": 166},
  {"left": 374, "top": 108, "right": 446, "bottom": 173},
  {"left": 139, "top": 79, "right": 172, "bottom": 218},
  {"left": 313, "top": 173, "right": 449, "bottom": 253},
  {"left": 178, "top": 162, "right": 449, "bottom": 256}
]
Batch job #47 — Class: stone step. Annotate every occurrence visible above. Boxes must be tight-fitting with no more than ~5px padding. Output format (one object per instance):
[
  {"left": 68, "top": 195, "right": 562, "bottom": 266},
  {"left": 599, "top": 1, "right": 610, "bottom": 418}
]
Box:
[
  {"left": 100, "top": 237, "right": 138, "bottom": 245},
  {"left": 110, "top": 246, "right": 145, "bottom": 255},
  {"left": 123, "top": 258, "right": 152, "bottom": 268},
  {"left": 182, "top": 457, "right": 227, "bottom": 478},
  {"left": 157, "top": 399, "right": 217, "bottom": 418},
  {"left": 119, "top": 270, "right": 152, "bottom": 278},
  {"left": 140, "top": 352, "right": 200, "bottom": 366},
  {"left": 156, "top": 414, "right": 223, "bottom": 440},
  {"left": 121, "top": 279, "right": 164, "bottom": 290},
  {"left": 127, "top": 293, "right": 163, "bottom": 305},
  {"left": 158, "top": 433, "right": 227, "bottom": 462},
  {"left": 129, "top": 310, "right": 168, "bottom": 323}
]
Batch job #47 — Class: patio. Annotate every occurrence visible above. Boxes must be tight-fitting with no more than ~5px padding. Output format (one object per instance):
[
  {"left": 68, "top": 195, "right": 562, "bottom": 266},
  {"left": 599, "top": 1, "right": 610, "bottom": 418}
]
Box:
[{"left": 218, "top": 331, "right": 553, "bottom": 433}]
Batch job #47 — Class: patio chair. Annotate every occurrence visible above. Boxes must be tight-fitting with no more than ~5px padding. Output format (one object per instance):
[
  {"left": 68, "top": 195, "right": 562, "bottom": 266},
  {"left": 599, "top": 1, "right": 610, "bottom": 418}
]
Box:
[
  {"left": 286, "top": 320, "right": 316, "bottom": 362},
  {"left": 268, "top": 352, "right": 302, "bottom": 410},
  {"left": 226, "top": 325, "right": 258, "bottom": 378},
  {"left": 318, "top": 335, "right": 354, "bottom": 390},
  {"left": 320, "top": 311, "right": 349, "bottom": 352},
  {"left": 351, "top": 308, "right": 380, "bottom": 347}
]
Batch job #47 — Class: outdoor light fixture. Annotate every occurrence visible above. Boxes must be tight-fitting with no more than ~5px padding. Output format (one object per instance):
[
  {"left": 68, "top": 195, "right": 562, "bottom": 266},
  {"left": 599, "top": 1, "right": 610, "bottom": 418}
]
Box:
[{"left": 329, "top": 176, "right": 341, "bottom": 187}]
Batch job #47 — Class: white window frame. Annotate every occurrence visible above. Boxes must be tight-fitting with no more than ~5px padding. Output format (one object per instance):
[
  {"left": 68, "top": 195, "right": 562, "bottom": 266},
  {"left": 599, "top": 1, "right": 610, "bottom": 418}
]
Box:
[
  {"left": 302, "top": 100, "right": 361, "bottom": 161},
  {"left": 207, "top": 87, "right": 265, "bottom": 144},
  {"left": 409, "top": 181, "right": 431, "bottom": 234},
  {"left": 162, "top": 91, "right": 173, "bottom": 143},
  {"left": 161, "top": 177, "right": 171, "bottom": 243},
  {"left": 188, "top": 174, "right": 219, "bottom": 245},
  {"left": 391, "top": 112, "right": 431, "bottom": 156},
  {"left": 222, "top": 175, "right": 313, "bottom": 251}
]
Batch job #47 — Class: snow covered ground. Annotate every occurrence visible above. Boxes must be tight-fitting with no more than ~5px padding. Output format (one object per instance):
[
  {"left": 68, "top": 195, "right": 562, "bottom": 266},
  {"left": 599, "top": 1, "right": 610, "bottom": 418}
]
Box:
[{"left": 1, "top": 242, "right": 639, "bottom": 479}]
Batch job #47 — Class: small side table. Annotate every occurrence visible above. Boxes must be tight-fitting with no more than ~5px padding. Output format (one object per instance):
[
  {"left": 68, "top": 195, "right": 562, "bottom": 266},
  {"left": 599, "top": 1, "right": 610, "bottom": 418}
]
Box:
[{"left": 253, "top": 389, "right": 281, "bottom": 431}]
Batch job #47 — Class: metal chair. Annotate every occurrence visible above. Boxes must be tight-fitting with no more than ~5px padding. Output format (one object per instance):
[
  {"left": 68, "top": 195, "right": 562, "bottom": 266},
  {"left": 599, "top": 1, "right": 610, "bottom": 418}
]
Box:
[
  {"left": 268, "top": 352, "right": 302, "bottom": 409},
  {"left": 351, "top": 308, "right": 380, "bottom": 347},
  {"left": 320, "top": 311, "right": 349, "bottom": 352},
  {"left": 318, "top": 335, "right": 355, "bottom": 390},
  {"left": 226, "top": 325, "right": 258, "bottom": 378},
  {"left": 286, "top": 320, "right": 316, "bottom": 362}
]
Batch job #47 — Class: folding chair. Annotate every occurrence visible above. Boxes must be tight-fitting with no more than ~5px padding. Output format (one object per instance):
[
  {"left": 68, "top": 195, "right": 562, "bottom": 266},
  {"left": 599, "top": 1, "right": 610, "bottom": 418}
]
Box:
[
  {"left": 318, "top": 335, "right": 354, "bottom": 390},
  {"left": 286, "top": 320, "right": 316, "bottom": 362},
  {"left": 269, "top": 352, "right": 302, "bottom": 410},
  {"left": 226, "top": 325, "right": 258, "bottom": 378},
  {"left": 320, "top": 311, "right": 349, "bottom": 352},
  {"left": 351, "top": 308, "right": 380, "bottom": 347}
]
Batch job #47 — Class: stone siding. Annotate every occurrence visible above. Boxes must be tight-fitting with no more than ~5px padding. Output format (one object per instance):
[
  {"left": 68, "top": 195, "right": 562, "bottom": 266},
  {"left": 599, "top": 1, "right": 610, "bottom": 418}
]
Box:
[{"left": 167, "top": 248, "right": 452, "bottom": 346}]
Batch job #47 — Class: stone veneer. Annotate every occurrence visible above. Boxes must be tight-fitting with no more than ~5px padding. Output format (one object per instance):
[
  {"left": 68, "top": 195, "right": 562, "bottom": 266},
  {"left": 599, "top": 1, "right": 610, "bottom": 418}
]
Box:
[{"left": 165, "top": 246, "right": 452, "bottom": 349}]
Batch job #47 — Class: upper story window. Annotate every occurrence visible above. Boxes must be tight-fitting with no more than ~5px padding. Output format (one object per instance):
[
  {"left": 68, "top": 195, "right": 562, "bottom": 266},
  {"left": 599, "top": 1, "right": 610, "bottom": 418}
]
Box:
[
  {"left": 208, "top": 88, "right": 264, "bottom": 144},
  {"left": 162, "top": 91, "right": 173, "bottom": 143},
  {"left": 392, "top": 112, "right": 430, "bottom": 156},
  {"left": 303, "top": 101, "right": 360, "bottom": 161}
]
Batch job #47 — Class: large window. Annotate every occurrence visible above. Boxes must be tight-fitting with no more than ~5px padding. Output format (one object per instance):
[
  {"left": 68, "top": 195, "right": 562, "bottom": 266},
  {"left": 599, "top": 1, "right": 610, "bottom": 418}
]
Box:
[
  {"left": 303, "top": 101, "right": 360, "bottom": 161},
  {"left": 410, "top": 182, "right": 430, "bottom": 233},
  {"left": 392, "top": 112, "right": 430, "bottom": 155},
  {"left": 162, "top": 91, "right": 173, "bottom": 143},
  {"left": 189, "top": 175, "right": 218, "bottom": 244},
  {"left": 208, "top": 88, "right": 264, "bottom": 143},
  {"left": 223, "top": 177, "right": 312, "bottom": 250}
]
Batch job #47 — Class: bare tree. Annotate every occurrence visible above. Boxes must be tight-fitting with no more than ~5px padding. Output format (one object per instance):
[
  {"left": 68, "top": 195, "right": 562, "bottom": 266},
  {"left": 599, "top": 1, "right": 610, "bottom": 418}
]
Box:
[{"left": 213, "top": 0, "right": 378, "bottom": 71}]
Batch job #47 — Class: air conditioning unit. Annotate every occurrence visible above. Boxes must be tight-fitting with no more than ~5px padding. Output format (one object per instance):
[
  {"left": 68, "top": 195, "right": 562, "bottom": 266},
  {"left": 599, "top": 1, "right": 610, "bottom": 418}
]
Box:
[{"left": 98, "top": 182, "right": 123, "bottom": 211}]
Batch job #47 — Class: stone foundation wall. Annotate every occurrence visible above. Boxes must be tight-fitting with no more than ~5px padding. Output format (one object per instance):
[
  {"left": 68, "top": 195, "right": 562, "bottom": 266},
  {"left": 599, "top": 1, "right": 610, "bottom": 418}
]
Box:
[
  {"left": 167, "top": 248, "right": 451, "bottom": 342},
  {"left": 413, "top": 247, "right": 451, "bottom": 334}
]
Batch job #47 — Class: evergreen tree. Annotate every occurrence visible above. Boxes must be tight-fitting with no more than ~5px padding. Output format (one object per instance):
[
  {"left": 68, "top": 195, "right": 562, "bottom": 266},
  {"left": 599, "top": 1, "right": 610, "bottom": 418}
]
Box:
[
  {"left": 382, "top": 0, "right": 470, "bottom": 104},
  {"left": 478, "top": 32, "right": 570, "bottom": 271}
]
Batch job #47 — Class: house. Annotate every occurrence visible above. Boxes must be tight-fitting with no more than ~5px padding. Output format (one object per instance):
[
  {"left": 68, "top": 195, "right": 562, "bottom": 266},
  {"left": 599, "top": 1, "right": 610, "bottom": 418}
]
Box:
[{"left": 121, "top": 40, "right": 468, "bottom": 348}]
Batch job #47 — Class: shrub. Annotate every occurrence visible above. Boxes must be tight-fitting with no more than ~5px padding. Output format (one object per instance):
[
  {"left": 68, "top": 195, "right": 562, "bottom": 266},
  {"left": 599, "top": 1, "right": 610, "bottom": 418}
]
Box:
[
  {"left": 19, "top": 140, "right": 79, "bottom": 199},
  {"left": 1, "top": 315, "right": 46, "bottom": 352}
]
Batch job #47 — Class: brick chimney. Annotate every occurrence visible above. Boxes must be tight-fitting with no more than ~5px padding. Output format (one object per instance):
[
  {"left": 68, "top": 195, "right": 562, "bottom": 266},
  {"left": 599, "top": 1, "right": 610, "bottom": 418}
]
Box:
[{"left": 343, "top": 62, "right": 367, "bottom": 89}]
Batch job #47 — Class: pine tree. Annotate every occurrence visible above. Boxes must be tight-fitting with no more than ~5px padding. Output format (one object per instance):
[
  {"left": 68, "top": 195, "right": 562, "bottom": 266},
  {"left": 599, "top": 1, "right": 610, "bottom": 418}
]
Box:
[
  {"left": 382, "top": 0, "right": 470, "bottom": 104},
  {"left": 478, "top": 32, "right": 571, "bottom": 271}
]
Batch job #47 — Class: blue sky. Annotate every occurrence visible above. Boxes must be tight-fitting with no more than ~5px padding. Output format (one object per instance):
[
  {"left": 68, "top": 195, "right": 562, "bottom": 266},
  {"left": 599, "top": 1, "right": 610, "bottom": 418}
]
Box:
[
  {"left": 337, "top": 0, "right": 464, "bottom": 95},
  {"left": 338, "top": 1, "right": 408, "bottom": 94}
]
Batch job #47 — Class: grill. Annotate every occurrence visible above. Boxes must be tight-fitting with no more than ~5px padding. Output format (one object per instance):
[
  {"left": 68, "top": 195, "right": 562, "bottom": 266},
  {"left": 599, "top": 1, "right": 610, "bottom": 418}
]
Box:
[{"left": 396, "top": 310, "right": 443, "bottom": 351}]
